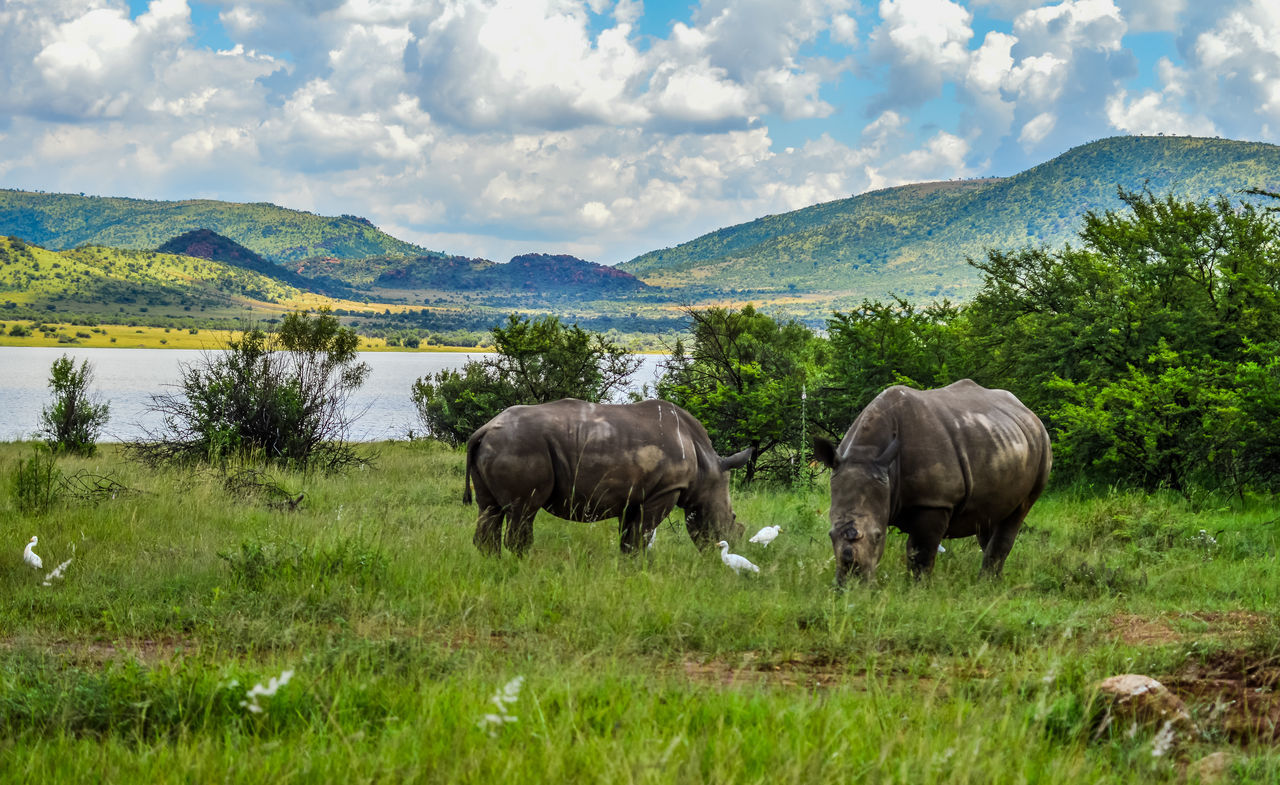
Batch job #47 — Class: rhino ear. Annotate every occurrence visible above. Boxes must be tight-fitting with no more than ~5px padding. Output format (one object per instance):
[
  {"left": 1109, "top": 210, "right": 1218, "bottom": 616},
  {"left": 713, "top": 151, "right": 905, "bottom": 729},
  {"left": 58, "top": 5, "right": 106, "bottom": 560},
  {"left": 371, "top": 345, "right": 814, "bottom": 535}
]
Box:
[
  {"left": 719, "top": 448, "right": 752, "bottom": 472},
  {"left": 813, "top": 437, "right": 839, "bottom": 469},
  {"left": 875, "top": 438, "right": 901, "bottom": 467}
]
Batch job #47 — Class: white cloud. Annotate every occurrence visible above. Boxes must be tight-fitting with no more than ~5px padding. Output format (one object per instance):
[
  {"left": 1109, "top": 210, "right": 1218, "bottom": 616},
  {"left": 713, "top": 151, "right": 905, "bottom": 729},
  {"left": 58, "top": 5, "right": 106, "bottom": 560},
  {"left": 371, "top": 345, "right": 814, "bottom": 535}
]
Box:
[
  {"left": 1152, "top": 0, "right": 1280, "bottom": 138},
  {"left": 870, "top": 0, "right": 974, "bottom": 108},
  {"left": 866, "top": 130, "right": 974, "bottom": 189},
  {"left": 6, "top": 0, "right": 1280, "bottom": 273},
  {"left": 1105, "top": 90, "right": 1218, "bottom": 136},
  {"left": 1018, "top": 111, "right": 1055, "bottom": 145},
  {"left": 1116, "top": 0, "right": 1186, "bottom": 33}
]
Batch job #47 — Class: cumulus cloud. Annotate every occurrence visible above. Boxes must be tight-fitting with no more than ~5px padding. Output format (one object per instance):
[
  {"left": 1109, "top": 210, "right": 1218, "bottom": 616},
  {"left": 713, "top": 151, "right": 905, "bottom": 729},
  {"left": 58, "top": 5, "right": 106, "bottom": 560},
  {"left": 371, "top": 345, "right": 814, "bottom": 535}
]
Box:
[
  {"left": 3, "top": 0, "right": 1280, "bottom": 269},
  {"left": 1116, "top": 0, "right": 1186, "bottom": 33},
  {"left": 869, "top": 0, "right": 975, "bottom": 109},
  {"left": 1177, "top": 0, "right": 1280, "bottom": 137}
]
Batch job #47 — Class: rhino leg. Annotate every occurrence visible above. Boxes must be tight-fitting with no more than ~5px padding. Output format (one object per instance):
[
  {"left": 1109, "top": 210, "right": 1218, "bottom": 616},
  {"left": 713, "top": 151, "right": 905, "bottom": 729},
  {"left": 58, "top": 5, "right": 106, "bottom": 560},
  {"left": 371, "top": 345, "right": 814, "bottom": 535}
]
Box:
[
  {"left": 474, "top": 507, "right": 504, "bottom": 555},
  {"left": 504, "top": 502, "right": 538, "bottom": 556},
  {"left": 470, "top": 472, "right": 505, "bottom": 556},
  {"left": 980, "top": 500, "right": 1031, "bottom": 577},
  {"left": 620, "top": 494, "right": 677, "bottom": 554},
  {"left": 902, "top": 507, "right": 950, "bottom": 579}
]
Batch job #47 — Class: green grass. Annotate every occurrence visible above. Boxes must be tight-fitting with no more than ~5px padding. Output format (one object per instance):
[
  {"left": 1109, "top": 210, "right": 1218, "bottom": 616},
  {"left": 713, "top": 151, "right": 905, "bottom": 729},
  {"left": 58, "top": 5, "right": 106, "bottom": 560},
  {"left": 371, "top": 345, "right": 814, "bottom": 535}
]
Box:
[{"left": 1, "top": 441, "right": 1278, "bottom": 782}]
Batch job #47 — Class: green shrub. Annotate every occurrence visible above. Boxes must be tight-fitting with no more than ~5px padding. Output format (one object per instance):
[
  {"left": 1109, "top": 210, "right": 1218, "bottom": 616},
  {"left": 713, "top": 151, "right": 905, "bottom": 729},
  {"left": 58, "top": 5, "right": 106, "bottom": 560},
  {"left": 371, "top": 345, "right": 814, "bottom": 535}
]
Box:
[
  {"left": 37, "top": 354, "right": 110, "bottom": 456},
  {"left": 134, "top": 309, "right": 369, "bottom": 473},
  {"left": 9, "top": 447, "right": 61, "bottom": 514},
  {"left": 412, "top": 314, "right": 639, "bottom": 446}
]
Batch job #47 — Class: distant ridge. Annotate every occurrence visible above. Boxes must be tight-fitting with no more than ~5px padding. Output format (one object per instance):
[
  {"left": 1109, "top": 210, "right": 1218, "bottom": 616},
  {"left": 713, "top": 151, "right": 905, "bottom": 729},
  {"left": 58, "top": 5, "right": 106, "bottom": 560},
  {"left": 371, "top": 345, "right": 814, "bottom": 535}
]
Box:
[
  {"left": 0, "top": 190, "right": 429, "bottom": 263},
  {"left": 156, "top": 228, "right": 353, "bottom": 297},
  {"left": 619, "top": 135, "right": 1280, "bottom": 301},
  {"left": 371, "top": 252, "right": 650, "bottom": 297}
]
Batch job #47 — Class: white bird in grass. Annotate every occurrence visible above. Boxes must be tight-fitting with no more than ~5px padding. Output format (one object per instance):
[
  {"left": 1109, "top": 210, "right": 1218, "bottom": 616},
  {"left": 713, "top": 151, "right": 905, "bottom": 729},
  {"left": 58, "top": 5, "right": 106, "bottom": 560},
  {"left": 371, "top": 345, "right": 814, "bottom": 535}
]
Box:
[
  {"left": 748, "top": 525, "right": 782, "bottom": 547},
  {"left": 717, "top": 540, "right": 759, "bottom": 574},
  {"left": 23, "top": 536, "right": 42, "bottom": 570}
]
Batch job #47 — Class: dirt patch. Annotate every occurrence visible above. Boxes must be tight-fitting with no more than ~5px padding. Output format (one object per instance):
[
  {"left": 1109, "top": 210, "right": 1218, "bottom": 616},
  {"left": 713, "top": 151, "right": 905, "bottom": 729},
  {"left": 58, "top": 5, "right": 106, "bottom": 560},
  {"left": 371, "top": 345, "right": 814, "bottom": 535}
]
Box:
[
  {"left": 677, "top": 651, "right": 849, "bottom": 689},
  {"left": 1, "top": 635, "right": 196, "bottom": 665},
  {"left": 1166, "top": 649, "right": 1280, "bottom": 743},
  {"left": 1111, "top": 612, "right": 1267, "bottom": 647}
]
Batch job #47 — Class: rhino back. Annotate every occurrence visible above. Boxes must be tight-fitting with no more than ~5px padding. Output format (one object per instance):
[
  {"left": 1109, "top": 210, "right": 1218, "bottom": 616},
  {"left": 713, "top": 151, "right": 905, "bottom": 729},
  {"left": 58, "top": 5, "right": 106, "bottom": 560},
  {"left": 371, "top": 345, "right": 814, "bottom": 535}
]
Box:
[
  {"left": 474, "top": 399, "right": 708, "bottom": 517},
  {"left": 850, "top": 380, "right": 1050, "bottom": 519}
]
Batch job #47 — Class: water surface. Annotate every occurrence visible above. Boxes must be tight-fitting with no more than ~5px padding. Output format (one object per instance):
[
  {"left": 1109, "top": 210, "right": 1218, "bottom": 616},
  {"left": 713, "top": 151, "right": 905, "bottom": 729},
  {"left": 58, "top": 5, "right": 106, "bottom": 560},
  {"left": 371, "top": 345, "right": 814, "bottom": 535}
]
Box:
[{"left": 0, "top": 347, "right": 665, "bottom": 443}]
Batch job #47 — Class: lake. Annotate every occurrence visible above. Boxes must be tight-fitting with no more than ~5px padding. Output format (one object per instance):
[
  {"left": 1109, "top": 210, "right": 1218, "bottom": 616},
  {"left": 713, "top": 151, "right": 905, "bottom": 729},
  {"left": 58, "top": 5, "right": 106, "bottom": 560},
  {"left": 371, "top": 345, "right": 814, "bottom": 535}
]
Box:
[{"left": 0, "top": 346, "right": 667, "bottom": 443}]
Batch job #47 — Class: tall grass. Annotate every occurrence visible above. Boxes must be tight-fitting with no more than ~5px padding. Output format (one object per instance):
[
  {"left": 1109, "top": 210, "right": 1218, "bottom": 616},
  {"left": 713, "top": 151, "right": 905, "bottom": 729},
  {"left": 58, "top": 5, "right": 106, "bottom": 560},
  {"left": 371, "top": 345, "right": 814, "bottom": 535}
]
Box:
[{"left": 1, "top": 441, "right": 1278, "bottom": 782}]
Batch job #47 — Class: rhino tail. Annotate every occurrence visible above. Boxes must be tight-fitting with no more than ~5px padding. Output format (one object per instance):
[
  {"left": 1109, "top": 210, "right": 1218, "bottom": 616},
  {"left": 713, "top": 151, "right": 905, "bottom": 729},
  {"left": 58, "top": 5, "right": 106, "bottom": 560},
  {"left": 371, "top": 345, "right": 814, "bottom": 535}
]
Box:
[{"left": 462, "top": 429, "right": 480, "bottom": 505}]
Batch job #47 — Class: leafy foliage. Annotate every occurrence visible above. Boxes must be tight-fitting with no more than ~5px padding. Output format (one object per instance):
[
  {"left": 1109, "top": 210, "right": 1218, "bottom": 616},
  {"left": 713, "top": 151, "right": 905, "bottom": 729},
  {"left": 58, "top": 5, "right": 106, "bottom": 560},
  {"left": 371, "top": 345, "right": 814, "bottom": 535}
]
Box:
[
  {"left": 411, "top": 314, "right": 642, "bottom": 445},
  {"left": 814, "top": 296, "right": 966, "bottom": 437},
  {"left": 37, "top": 354, "right": 110, "bottom": 456},
  {"left": 134, "top": 309, "right": 370, "bottom": 472},
  {"left": 967, "top": 189, "right": 1280, "bottom": 493},
  {"left": 8, "top": 446, "right": 61, "bottom": 515},
  {"left": 656, "top": 305, "right": 825, "bottom": 483}
]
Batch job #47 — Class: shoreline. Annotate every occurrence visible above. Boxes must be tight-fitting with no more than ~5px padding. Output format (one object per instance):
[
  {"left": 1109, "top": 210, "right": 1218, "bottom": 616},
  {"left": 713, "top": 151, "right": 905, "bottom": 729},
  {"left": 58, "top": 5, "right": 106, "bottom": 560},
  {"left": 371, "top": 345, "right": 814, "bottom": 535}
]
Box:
[{"left": 0, "top": 319, "right": 486, "bottom": 352}]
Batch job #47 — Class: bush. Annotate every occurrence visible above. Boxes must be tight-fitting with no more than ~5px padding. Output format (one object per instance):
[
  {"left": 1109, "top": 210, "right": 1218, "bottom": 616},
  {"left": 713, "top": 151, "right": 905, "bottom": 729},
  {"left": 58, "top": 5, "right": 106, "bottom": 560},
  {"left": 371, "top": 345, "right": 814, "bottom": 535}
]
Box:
[
  {"left": 656, "top": 305, "right": 824, "bottom": 483},
  {"left": 134, "top": 309, "right": 370, "bottom": 473},
  {"left": 9, "top": 447, "right": 61, "bottom": 515},
  {"left": 411, "top": 314, "right": 640, "bottom": 446},
  {"left": 8, "top": 323, "right": 31, "bottom": 337},
  {"left": 38, "top": 354, "right": 110, "bottom": 456}
]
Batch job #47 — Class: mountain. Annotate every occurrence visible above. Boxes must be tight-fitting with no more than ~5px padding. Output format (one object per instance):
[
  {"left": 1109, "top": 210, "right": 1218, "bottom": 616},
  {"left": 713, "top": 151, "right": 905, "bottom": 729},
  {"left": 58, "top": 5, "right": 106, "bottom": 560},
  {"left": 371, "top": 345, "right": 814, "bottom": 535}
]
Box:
[
  {"left": 0, "top": 235, "right": 309, "bottom": 319},
  {"left": 156, "top": 228, "right": 352, "bottom": 296},
  {"left": 291, "top": 251, "right": 650, "bottom": 299},
  {"left": 620, "top": 136, "right": 1280, "bottom": 302},
  {"left": 0, "top": 190, "right": 428, "bottom": 262},
  {"left": 373, "top": 252, "right": 648, "bottom": 294}
]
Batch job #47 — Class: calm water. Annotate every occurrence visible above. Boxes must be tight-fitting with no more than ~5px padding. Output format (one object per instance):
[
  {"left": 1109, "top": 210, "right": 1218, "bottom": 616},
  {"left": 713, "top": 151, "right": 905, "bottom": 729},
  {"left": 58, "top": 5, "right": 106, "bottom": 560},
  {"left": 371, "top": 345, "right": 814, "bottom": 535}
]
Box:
[{"left": 0, "top": 347, "right": 666, "bottom": 443}]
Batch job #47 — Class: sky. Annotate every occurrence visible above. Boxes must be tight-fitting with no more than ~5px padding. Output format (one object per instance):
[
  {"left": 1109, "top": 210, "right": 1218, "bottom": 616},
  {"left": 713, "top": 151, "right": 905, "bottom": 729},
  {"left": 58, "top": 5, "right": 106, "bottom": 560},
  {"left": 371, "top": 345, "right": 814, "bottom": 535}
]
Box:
[{"left": 0, "top": 1, "right": 1277, "bottom": 265}]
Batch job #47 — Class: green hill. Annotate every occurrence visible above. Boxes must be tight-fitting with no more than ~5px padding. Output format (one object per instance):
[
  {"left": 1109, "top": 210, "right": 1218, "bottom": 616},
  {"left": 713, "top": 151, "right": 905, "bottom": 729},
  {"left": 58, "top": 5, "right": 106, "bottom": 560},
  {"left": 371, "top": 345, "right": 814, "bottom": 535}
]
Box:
[
  {"left": 0, "top": 190, "right": 429, "bottom": 262},
  {"left": 620, "top": 136, "right": 1280, "bottom": 302},
  {"left": 156, "top": 228, "right": 354, "bottom": 297},
  {"left": 0, "top": 235, "right": 310, "bottom": 319}
]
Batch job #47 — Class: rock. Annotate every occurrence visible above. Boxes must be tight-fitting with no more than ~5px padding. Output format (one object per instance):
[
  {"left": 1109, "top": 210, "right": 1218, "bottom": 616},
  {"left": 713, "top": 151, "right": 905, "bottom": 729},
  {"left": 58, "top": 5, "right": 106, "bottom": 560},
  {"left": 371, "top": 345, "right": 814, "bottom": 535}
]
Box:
[
  {"left": 1186, "top": 751, "right": 1231, "bottom": 784},
  {"left": 1095, "top": 674, "right": 1198, "bottom": 740}
]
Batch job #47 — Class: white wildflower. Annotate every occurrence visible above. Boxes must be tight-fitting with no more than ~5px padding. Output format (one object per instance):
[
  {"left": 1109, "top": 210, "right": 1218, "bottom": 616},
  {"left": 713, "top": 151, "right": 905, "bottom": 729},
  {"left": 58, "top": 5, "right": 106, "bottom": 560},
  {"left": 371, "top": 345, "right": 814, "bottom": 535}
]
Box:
[
  {"left": 1191, "top": 529, "right": 1218, "bottom": 548},
  {"left": 240, "top": 669, "right": 295, "bottom": 714},
  {"left": 478, "top": 675, "right": 524, "bottom": 736}
]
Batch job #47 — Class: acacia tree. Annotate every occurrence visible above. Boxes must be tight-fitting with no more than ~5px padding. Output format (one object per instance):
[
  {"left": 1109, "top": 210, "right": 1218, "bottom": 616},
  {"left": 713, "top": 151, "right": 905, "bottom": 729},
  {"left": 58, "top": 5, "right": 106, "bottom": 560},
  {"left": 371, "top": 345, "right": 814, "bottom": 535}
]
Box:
[
  {"left": 412, "top": 314, "right": 641, "bottom": 445},
  {"left": 38, "top": 354, "right": 110, "bottom": 456},
  {"left": 814, "top": 296, "right": 966, "bottom": 439},
  {"left": 135, "top": 309, "right": 370, "bottom": 472},
  {"left": 656, "top": 305, "right": 824, "bottom": 484}
]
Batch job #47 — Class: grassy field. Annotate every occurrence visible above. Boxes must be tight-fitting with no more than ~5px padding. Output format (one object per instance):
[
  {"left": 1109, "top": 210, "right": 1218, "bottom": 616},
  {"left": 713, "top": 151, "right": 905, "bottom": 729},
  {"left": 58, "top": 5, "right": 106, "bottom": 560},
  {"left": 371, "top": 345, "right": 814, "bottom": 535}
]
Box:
[
  {"left": 0, "top": 321, "right": 480, "bottom": 352},
  {"left": 1, "top": 441, "right": 1278, "bottom": 782}
]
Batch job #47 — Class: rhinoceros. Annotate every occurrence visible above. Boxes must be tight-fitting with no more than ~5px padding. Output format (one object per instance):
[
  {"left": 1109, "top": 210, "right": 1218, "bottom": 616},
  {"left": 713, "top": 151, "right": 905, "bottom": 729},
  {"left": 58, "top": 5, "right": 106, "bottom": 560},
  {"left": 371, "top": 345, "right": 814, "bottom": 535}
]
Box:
[
  {"left": 463, "top": 399, "right": 751, "bottom": 555},
  {"left": 814, "top": 379, "right": 1051, "bottom": 584}
]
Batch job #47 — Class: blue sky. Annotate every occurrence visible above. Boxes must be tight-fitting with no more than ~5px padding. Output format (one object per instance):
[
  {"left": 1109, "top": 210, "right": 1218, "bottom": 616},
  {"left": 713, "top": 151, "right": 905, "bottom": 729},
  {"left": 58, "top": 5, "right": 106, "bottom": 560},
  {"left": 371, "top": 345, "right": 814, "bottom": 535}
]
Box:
[{"left": 3, "top": 0, "right": 1278, "bottom": 264}]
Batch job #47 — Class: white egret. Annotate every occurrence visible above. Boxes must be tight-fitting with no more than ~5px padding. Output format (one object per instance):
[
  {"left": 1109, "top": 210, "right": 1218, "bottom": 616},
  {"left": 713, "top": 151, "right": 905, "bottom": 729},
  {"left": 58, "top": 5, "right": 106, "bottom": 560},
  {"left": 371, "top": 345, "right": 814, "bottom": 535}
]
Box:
[
  {"left": 749, "top": 525, "right": 781, "bottom": 547},
  {"left": 23, "top": 536, "right": 42, "bottom": 570},
  {"left": 716, "top": 540, "right": 759, "bottom": 574}
]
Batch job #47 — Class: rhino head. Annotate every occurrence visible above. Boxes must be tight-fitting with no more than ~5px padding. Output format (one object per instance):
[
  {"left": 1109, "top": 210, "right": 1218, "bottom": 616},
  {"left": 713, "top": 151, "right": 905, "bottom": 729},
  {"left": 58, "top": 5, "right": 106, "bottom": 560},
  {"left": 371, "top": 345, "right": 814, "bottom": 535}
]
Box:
[
  {"left": 683, "top": 448, "right": 752, "bottom": 547},
  {"left": 814, "top": 437, "right": 900, "bottom": 586}
]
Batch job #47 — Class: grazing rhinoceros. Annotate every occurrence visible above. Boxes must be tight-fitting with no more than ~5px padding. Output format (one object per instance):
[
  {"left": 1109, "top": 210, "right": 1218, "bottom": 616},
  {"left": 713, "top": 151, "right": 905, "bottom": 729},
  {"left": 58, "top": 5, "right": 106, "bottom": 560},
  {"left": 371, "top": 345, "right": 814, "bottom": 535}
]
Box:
[
  {"left": 463, "top": 399, "right": 751, "bottom": 555},
  {"left": 814, "top": 379, "right": 1051, "bottom": 585}
]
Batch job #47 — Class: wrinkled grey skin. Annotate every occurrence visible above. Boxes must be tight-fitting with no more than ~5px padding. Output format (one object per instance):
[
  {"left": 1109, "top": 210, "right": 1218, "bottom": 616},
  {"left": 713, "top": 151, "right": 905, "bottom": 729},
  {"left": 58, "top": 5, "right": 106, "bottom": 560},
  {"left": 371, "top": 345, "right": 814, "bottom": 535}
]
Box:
[
  {"left": 464, "top": 399, "right": 751, "bottom": 555},
  {"left": 815, "top": 380, "right": 1051, "bottom": 586}
]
